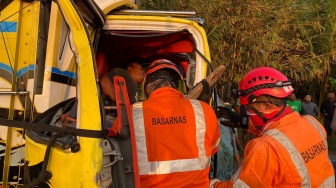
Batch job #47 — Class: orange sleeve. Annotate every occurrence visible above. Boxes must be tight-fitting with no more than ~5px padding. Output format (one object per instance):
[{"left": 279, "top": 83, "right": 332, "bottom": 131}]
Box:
[
  {"left": 213, "top": 179, "right": 233, "bottom": 188},
  {"left": 215, "top": 139, "right": 280, "bottom": 188}
]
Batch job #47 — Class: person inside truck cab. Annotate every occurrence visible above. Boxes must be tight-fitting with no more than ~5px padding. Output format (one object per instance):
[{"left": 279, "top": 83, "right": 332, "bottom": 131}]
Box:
[
  {"left": 131, "top": 59, "right": 220, "bottom": 187},
  {"left": 99, "top": 61, "right": 145, "bottom": 105}
]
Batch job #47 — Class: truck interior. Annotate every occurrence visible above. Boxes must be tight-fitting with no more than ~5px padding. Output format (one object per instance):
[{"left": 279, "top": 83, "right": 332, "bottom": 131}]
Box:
[
  {"left": 26, "top": 27, "right": 199, "bottom": 148},
  {"left": 95, "top": 29, "right": 197, "bottom": 89}
]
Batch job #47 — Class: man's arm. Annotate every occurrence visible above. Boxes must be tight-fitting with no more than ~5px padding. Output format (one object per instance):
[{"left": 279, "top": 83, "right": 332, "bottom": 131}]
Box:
[
  {"left": 100, "top": 76, "right": 116, "bottom": 102},
  {"left": 212, "top": 140, "right": 278, "bottom": 188}
]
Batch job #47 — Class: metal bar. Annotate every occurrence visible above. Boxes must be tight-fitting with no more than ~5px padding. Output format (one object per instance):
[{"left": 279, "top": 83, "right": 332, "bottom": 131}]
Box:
[
  {"left": 113, "top": 10, "right": 196, "bottom": 17},
  {"left": 104, "top": 106, "right": 117, "bottom": 110},
  {"left": 0, "top": 91, "right": 29, "bottom": 95},
  {"left": 2, "top": 0, "right": 26, "bottom": 185},
  {"left": 185, "top": 18, "right": 204, "bottom": 25}
]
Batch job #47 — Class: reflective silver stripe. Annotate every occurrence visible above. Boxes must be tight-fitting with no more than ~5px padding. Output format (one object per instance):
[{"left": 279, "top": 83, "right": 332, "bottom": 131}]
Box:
[
  {"left": 141, "top": 158, "right": 209, "bottom": 175},
  {"left": 264, "top": 129, "right": 311, "bottom": 187},
  {"left": 303, "top": 116, "right": 327, "bottom": 149},
  {"left": 320, "top": 175, "right": 335, "bottom": 188},
  {"left": 190, "top": 100, "right": 210, "bottom": 169},
  {"left": 232, "top": 162, "right": 242, "bottom": 182},
  {"left": 213, "top": 137, "right": 220, "bottom": 150},
  {"left": 132, "top": 102, "right": 151, "bottom": 175},
  {"left": 234, "top": 179, "right": 250, "bottom": 188},
  {"left": 209, "top": 179, "right": 220, "bottom": 188},
  {"left": 232, "top": 166, "right": 250, "bottom": 187},
  {"left": 132, "top": 100, "right": 210, "bottom": 175},
  {"left": 304, "top": 116, "right": 335, "bottom": 187}
]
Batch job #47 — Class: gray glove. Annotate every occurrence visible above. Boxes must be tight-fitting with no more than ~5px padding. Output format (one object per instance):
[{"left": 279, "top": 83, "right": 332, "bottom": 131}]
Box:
[
  {"left": 197, "top": 79, "right": 212, "bottom": 103},
  {"left": 216, "top": 106, "right": 248, "bottom": 129}
]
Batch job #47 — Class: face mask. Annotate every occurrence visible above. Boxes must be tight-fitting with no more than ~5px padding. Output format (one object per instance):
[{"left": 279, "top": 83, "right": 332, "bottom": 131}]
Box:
[{"left": 247, "top": 105, "right": 292, "bottom": 131}]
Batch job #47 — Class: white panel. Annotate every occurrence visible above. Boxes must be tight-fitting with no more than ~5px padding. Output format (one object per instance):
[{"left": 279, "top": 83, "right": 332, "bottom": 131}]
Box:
[
  {"left": 27, "top": 78, "right": 76, "bottom": 113},
  {"left": 0, "top": 78, "right": 25, "bottom": 110}
]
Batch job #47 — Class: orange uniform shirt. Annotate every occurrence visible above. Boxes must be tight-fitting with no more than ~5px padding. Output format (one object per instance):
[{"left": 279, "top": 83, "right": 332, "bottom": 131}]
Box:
[
  {"left": 132, "top": 87, "right": 220, "bottom": 188},
  {"left": 214, "top": 113, "right": 335, "bottom": 188}
]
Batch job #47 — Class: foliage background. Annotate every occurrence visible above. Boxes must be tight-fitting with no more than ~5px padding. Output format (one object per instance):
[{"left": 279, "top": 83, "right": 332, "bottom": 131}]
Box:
[{"left": 138, "top": 0, "right": 336, "bottom": 108}]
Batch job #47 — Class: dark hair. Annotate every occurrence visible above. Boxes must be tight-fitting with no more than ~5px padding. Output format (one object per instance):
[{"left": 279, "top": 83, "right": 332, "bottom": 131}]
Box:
[{"left": 145, "top": 69, "right": 180, "bottom": 89}]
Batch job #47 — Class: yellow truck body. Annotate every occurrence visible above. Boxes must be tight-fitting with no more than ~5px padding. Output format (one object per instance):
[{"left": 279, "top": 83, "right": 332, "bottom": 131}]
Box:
[{"left": 0, "top": 0, "right": 213, "bottom": 187}]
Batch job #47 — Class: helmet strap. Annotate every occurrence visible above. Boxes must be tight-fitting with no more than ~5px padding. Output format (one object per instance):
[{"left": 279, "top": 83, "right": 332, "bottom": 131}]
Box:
[
  {"left": 248, "top": 102, "right": 287, "bottom": 123},
  {"left": 248, "top": 106, "right": 268, "bottom": 123}
]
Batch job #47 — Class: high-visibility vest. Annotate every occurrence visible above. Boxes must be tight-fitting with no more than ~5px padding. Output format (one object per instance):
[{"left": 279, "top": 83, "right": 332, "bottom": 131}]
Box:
[
  {"left": 132, "top": 87, "right": 220, "bottom": 188},
  {"left": 214, "top": 113, "right": 335, "bottom": 188}
]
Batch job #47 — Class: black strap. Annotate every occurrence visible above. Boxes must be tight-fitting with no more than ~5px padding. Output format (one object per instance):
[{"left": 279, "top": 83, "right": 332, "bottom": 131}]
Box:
[
  {"left": 213, "top": 153, "right": 218, "bottom": 178},
  {"left": 22, "top": 133, "right": 67, "bottom": 188},
  {"left": 248, "top": 103, "right": 287, "bottom": 123},
  {"left": 237, "top": 81, "right": 292, "bottom": 97},
  {"left": 0, "top": 119, "right": 107, "bottom": 138}
]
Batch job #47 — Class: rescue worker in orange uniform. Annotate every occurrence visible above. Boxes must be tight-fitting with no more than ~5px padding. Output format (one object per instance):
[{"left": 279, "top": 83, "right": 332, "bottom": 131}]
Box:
[
  {"left": 131, "top": 59, "right": 220, "bottom": 188},
  {"left": 212, "top": 67, "right": 335, "bottom": 188}
]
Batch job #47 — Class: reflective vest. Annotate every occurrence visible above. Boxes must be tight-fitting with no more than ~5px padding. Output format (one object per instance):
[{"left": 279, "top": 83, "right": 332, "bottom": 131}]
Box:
[
  {"left": 214, "top": 112, "right": 335, "bottom": 188},
  {"left": 132, "top": 87, "right": 220, "bottom": 188}
]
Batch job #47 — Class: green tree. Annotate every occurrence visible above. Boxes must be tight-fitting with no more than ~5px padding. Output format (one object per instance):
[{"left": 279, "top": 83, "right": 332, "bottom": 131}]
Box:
[{"left": 138, "top": 0, "right": 336, "bottom": 105}]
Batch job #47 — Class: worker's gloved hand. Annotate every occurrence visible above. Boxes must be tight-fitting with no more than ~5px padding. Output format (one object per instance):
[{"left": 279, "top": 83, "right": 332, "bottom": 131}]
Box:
[
  {"left": 197, "top": 79, "right": 212, "bottom": 103},
  {"left": 216, "top": 106, "right": 249, "bottom": 129}
]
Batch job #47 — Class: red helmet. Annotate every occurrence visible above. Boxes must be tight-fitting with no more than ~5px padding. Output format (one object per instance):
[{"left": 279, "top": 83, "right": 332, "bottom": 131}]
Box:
[
  {"left": 145, "top": 59, "right": 184, "bottom": 79},
  {"left": 144, "top": 59, "right": 186, "bottom": 94},
  {"left": 238, "top": 67, "right": 294, "bottom": 105}
]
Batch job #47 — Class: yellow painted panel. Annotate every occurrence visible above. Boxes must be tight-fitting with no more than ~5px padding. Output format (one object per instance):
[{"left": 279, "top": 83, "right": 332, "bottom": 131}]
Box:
[
  {"left": 26, "top": 136, "right": 102, "bottom": 187},
  {"left": 0, "top": 0, "right": 20, "bottom": 66},
  {"left": 16, "top": 1, "right": 41, "bottom": 72},
  {"left": 24, "top": 0, "right": 103, "bottom": 187}
]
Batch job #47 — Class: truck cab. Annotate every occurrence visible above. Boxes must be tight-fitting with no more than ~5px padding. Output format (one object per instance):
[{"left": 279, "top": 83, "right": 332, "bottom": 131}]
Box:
[{"left": 0, "top": 0, "right": 213, "bottom": 187}]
